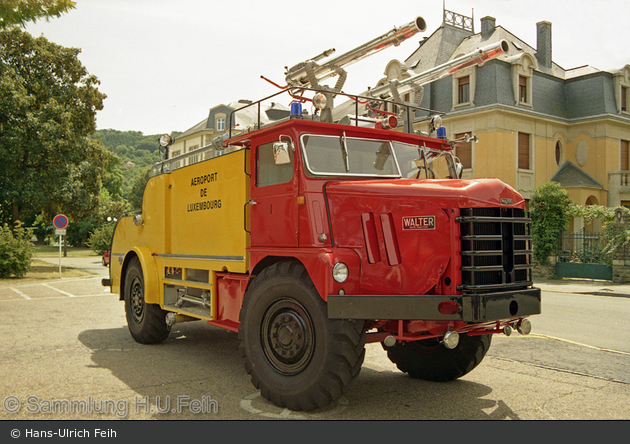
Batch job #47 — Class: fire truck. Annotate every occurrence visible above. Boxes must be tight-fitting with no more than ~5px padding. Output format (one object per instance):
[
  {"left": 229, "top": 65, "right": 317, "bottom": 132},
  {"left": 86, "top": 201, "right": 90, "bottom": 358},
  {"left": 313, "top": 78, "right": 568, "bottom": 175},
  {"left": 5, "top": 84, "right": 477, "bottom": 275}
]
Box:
[{"left": 103, "top": 16, "right": 541, "bottom": 411}]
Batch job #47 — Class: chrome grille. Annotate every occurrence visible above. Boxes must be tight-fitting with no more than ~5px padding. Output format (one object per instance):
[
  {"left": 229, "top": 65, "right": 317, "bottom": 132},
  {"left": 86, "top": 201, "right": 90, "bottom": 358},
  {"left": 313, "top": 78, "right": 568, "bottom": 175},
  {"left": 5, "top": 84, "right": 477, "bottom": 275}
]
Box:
[{"left": 457, "top": 208, "right": 533, "bottom": 293}]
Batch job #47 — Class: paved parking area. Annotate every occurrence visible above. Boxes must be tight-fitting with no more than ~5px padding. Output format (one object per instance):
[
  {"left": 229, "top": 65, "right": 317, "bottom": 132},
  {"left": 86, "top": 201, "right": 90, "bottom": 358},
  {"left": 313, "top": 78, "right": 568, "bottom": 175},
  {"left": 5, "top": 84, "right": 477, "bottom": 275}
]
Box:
[
  {"left": 0, "top": 276, "right": 110, "bottom": 301},
  {"left": 1, "top": 263, "right": 629, "bottom": 421}
]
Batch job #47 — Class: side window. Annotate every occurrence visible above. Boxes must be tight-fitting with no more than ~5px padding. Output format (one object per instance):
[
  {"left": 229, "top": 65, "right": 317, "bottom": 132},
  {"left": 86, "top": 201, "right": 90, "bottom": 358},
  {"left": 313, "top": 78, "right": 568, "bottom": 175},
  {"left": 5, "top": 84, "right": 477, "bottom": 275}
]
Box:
[{"left": 256, "top": 141, "right": 294, "bottom": 187}]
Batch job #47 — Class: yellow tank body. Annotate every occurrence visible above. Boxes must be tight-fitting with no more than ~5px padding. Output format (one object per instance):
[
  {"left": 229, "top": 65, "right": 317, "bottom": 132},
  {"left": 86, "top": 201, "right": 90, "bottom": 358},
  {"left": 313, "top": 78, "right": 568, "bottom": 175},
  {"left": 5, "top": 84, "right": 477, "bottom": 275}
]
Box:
[{"left": 109, "top": 148, "right": 250, "bottom": 321}]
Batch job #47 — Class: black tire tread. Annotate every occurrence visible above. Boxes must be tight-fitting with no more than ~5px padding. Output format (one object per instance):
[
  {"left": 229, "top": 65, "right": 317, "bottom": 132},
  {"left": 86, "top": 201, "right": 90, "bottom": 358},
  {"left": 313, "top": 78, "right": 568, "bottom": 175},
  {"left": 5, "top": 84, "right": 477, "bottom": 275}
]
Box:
[
  {"left": 124, "top": 258, "right": 170, "bottom": 344},
  {"left": 386, "top": 334, "right": 491, "bottom": 382},
  {"left": 238, "top": 261, "right": 365, "bottom": 411}
]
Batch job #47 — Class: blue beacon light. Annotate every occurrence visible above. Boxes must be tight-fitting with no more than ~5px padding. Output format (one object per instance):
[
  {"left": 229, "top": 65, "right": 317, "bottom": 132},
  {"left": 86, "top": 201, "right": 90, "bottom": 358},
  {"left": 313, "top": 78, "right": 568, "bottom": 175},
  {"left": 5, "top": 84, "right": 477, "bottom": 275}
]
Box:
[
  {"left": 290, "top": 102, "right": 303, "bottom": 118},
  {"left": 437, "top": 126, "right": 447, "bottom": 139}
]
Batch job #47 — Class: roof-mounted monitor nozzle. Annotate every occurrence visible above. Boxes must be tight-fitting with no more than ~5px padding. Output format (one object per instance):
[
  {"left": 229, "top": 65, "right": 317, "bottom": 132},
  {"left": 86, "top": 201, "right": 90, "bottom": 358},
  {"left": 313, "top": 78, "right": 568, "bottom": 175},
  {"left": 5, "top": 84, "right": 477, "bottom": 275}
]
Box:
[{"left": 284, "top": 16, "right": 427, "bottom": 89}]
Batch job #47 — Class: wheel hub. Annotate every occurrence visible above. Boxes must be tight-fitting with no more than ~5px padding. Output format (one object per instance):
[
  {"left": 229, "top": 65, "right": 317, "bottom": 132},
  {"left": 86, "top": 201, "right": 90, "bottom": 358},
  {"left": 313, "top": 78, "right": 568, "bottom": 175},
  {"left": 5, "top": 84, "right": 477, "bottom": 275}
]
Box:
[
  {"left": 130, "top": 277, "right": 145, "bottom": 323},
  {"left": 262, "top": 299, "right": 315, "bottom": 375}
]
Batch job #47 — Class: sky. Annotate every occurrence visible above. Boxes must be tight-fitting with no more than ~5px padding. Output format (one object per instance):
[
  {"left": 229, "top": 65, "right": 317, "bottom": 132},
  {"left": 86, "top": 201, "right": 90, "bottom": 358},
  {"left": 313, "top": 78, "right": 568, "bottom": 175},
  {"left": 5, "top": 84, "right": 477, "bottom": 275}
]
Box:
[{"left": 24, "top": 0, "right": 630, "bottom": 136}]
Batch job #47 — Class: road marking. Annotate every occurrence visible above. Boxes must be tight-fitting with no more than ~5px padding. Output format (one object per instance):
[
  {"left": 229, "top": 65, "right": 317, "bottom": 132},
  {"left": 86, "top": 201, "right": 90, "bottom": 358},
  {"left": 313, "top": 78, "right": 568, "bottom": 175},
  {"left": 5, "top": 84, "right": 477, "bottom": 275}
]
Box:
[
  {"left": 239, "top": 391, "right": 348, "bottom": 418},
  {"left": 530, "top": 333, "right": 630, "bottom": 356},
  {"left": 10, "top": 288, "right": 31, "bottom": 299},
  {"left": 42, "top": 283, "right": 75, "bottom": 297},
  {"left": 0, "top": 293, "right": 111, "bottom": 302}
]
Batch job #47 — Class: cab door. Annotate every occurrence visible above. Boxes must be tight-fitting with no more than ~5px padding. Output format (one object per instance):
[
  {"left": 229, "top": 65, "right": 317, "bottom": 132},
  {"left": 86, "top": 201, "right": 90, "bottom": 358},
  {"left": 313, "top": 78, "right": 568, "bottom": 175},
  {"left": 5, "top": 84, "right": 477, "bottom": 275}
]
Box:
[{"left": 250, "top": 138, "right": 298, "bottom": 247}]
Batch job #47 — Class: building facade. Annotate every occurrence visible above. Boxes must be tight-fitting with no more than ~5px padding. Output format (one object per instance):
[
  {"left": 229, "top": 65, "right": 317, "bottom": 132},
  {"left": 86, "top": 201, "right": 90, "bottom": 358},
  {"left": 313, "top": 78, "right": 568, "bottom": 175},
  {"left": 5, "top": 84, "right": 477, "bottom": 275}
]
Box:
[
  {"left": 167, "top": 101, "right": 291, "bottom": 168},
  {"left": 396, "top": 10, "right": 630, "bottom": 232}
]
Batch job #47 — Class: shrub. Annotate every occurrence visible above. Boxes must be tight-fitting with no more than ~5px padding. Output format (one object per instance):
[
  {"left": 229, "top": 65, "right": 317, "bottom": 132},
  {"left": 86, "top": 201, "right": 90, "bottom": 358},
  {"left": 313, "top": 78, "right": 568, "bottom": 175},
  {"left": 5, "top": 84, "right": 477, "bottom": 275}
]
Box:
[
  {"left": 86, "top": 223, "right": 115, "bottom": 256},
  {"left": 530, "top": 182, "right": 572, "bottom": 265},
  {"left": 0, "top": 221, "right": 34, "bottom": 278}
]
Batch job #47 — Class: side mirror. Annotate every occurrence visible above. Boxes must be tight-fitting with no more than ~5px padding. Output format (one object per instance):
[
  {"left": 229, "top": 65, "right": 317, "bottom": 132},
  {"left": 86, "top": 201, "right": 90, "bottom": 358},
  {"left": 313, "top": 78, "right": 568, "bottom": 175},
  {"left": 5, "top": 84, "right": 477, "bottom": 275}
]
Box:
[{"left": 273, "top": 142, "right": 291, "bottom": 165}]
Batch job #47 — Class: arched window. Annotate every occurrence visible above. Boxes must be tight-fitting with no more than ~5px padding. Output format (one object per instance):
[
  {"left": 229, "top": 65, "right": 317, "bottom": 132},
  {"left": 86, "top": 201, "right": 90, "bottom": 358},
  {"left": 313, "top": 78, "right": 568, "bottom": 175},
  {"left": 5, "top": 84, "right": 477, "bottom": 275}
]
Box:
[{"left": 555, "top": 140, "right": 563, "bottom": 165}]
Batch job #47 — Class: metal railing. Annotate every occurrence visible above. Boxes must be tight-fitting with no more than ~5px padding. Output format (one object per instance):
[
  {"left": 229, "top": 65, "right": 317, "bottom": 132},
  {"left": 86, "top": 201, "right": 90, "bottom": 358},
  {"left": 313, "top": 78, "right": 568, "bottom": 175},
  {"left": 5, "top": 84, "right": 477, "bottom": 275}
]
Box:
[{"left": 556, "top": 228, "right": 613, "bottom": 265}]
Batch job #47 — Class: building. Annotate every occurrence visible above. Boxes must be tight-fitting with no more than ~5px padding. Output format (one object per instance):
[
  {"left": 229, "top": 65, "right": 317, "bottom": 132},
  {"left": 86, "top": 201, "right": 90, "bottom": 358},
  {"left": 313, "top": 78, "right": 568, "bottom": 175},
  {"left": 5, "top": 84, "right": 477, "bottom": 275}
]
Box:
[
  {"left": 167, "top": 101, "right": 290, "bottom": 168},
  {"left": 387, "top": 10, "right": 630, "bottom": 232}
]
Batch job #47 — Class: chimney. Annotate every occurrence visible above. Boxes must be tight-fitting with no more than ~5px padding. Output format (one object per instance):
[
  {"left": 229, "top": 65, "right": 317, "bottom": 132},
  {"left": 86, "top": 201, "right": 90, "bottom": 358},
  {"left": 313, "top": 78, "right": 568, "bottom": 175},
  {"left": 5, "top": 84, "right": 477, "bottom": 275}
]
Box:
[
  {"left": 536, "top": 21, "right": 552, "bottom": 68},
  {"left": 481, "top": 16, "right": 496, "bottom": 38}
]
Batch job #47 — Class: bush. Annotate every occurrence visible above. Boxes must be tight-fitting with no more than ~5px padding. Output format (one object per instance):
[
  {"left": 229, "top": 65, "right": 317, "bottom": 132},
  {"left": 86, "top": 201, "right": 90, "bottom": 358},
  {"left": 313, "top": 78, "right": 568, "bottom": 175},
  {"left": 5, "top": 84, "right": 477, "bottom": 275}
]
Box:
[
  {"left": 86, "top": 223, "right": 115, "bottom": 256},
  {"left": 530, "top": 182, "right": 572, "bottom": 265},
  {"left": 0, "top": 222, "right": 34, "bottom": 278}
]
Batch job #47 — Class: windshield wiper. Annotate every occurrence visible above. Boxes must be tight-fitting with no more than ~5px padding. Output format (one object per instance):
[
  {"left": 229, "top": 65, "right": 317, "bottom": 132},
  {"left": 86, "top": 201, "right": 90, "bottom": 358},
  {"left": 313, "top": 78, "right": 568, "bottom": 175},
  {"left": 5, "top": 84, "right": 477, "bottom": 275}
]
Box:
[{"left": 341, "top": 132, "right": 350, "bottom": 173}]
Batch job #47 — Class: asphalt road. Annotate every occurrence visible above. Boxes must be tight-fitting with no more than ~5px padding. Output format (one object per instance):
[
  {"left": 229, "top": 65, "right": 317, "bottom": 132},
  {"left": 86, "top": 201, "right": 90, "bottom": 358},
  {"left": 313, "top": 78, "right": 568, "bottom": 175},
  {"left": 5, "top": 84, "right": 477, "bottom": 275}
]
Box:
[{"left": 0, "top": 269, "right": 628, "bottom": 421}]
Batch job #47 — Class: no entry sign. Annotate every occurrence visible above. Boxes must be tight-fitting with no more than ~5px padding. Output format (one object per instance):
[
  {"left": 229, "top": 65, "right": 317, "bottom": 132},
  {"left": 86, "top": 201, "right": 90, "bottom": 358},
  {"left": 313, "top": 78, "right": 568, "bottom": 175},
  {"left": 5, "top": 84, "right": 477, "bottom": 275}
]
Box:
[{"left": 53, "top": 214, "right": 69, "bottom": 230}]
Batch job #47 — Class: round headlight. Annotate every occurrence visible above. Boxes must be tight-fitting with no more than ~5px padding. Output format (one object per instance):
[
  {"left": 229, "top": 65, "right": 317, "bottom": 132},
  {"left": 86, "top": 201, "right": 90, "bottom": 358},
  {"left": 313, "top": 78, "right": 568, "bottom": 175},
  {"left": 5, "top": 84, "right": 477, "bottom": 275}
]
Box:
[
  {"left": 332, "top": 262, "right": 349, "bottom": 283},
  {"left": 313, "top": 93, "right": 327, "bottom": 110},
  {"left": 442, "top": 331, "right": 459, "bottom": 349},
  {"left": 429, "top": 116, "right": 442, "bottom": 132},
  {"left": 159, "top": 134, "right": 173, "bottom": 147}
]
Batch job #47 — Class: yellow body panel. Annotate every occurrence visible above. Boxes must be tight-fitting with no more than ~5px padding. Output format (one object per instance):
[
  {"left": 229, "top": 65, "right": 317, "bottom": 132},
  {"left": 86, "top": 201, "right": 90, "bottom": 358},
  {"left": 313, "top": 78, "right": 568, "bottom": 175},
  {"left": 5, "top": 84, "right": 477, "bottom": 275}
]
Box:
[{"left": 110, "top": 149, "right": 250, "bottom": 312}]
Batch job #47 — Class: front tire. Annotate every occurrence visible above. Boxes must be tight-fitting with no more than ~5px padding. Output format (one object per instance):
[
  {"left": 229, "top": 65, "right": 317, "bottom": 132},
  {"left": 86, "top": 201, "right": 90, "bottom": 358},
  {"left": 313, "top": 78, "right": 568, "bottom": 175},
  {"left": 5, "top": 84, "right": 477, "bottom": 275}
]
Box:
[
  {"left": 238, "top": 261, "right": 365, "bottom": 411},
  {"left": 385, "top": 334, "right": 491, "bottom": 381},
  {"left": 124, "top": 257, "right": 170, "bottom": 344}
]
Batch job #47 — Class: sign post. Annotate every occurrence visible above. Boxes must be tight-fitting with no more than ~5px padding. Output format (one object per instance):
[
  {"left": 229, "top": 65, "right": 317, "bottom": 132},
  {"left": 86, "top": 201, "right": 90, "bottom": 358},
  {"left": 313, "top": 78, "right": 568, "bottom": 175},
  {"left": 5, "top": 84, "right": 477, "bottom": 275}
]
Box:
[{"left": 53, "top": 215, "right": 69, "bottom": 278}]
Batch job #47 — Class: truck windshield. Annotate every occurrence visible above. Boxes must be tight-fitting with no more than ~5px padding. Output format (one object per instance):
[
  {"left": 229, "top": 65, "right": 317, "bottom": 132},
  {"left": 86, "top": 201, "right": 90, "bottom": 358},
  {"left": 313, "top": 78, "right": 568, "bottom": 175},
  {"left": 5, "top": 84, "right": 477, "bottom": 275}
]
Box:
[{"left": 301, "top": 135, "right": 458, "bottom": 179}]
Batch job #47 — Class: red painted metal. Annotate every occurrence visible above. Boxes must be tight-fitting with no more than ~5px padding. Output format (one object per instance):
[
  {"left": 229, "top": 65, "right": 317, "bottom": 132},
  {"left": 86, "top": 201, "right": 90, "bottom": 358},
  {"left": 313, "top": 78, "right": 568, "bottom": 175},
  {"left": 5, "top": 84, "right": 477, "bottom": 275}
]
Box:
[
  {"left": 222, "top": 117, "right": 533, "bottom": 340},
  {"left": 215, "top": 272, "right": 249, "bottom": 325}
]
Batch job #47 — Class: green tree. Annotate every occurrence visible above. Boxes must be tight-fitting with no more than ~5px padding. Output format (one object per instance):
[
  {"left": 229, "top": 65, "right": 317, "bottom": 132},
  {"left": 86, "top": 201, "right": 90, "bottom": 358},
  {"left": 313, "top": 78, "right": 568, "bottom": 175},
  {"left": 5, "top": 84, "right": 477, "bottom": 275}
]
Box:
[
  {"left": 0, "top": 27, "right": 107, "bottom": 225},
  {"left": 102, "top": 150, "right": 125, "bottom": 200},
  {"left": 530, "top": 181, "right": 572, "bottom": 265},
  {"left": 129, "top": 168, "right": 151, "bottom": 210},
  {"left": 0, "top": 0, "right": 75, "bottom": 29},
  {"left": 86, "top": 222, "right": 115, "bottom": 256}
]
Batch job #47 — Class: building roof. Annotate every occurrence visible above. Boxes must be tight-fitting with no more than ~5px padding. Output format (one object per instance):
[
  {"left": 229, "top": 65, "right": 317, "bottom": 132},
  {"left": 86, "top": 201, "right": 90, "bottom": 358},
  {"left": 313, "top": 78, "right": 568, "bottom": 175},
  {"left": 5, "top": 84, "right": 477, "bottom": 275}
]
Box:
[
  {"left": 551, "top": 161, "right": 605, "bottom": 189},
  {"left": 175, "top": 101, "right": 291, "bottom": 142},
  {"left": 406, "top": 22, "right": 572, "bottom": 80}
]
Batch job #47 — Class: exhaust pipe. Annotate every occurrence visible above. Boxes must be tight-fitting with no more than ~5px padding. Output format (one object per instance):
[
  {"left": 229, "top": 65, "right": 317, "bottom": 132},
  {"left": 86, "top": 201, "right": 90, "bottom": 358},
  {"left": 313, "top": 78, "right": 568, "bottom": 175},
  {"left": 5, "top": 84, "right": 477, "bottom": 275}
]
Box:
[{"left": 165, "top": 312, "right": 200, "bottom": 327}]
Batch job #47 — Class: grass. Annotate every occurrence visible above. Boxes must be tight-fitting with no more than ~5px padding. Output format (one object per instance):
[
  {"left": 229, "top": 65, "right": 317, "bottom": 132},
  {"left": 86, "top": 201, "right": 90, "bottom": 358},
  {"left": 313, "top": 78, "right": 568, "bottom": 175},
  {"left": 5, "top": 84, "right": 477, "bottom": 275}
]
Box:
[
  {"left": 0, "top": 260, "right": 95, "bottom": 285},
  {"left": 33, "top": 245, "right": 99, "bottom": 258},
  {"left": 0, "top": 246, "right": 98, "bottom": 285}
]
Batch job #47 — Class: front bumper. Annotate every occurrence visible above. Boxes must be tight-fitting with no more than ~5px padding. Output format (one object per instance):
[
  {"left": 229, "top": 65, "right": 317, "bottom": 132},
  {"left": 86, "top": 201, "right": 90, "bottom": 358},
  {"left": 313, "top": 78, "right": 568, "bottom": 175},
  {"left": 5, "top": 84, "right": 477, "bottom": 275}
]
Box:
[{"left": 327, "top": 287, "right": 541, "bottom": 322}]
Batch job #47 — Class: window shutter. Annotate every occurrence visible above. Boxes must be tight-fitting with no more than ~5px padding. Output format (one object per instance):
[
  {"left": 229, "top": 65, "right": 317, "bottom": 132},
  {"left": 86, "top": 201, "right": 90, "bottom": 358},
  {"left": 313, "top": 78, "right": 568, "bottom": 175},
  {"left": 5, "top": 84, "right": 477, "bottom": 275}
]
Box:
[
  {"left": 455, "top": 132, "right": 472, "bottom": 169},
  {"left": 518, "top": 133, "right": 530, "bottom": 170},
  {"left": 622, "top": 140, "right": 629, "bottom": 170}
]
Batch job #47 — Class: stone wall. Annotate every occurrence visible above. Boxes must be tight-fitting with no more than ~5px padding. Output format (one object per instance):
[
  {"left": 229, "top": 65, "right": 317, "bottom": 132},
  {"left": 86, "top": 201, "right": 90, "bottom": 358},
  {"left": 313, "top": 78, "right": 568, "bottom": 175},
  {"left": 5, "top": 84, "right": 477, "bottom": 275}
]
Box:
[{"left": 532, "top": 258, "right": 556, "bottom": 280}]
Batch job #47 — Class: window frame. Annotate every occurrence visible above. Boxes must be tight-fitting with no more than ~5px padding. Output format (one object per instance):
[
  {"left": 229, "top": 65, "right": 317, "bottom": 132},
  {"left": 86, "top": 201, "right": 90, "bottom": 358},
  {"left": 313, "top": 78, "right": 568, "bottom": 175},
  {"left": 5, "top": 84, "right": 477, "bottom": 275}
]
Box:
[
  {"left": 451, "top": 66, "right": 475, "bottom": 109},
  {"left": 614, "top": 65, "right": 630, "bottom": 115},
  {"left": 511, "top": 54, "right": 536, "bottom": 108}
]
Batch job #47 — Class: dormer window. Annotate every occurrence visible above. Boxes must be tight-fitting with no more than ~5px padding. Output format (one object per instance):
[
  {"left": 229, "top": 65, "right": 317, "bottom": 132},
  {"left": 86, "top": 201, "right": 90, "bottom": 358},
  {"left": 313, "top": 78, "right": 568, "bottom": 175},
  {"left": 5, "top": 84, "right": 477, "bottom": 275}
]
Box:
[
  {"left": 512, "top": 54, "right": 536, "bottom": 108},
  {"left": 216, "top": 117, "right": 226, "bottom": 131},
  {"left": 614, "top": 65, "right": 630, "bottom": 115},
  {"left": 458, "top": 76, "right": 470, "bottom": 104},
  {"left": 452, "top": 66, "right": 475, "bottom": 109},
  {"left": 519, "top": 76, "right": 528, "bottom": 103}
]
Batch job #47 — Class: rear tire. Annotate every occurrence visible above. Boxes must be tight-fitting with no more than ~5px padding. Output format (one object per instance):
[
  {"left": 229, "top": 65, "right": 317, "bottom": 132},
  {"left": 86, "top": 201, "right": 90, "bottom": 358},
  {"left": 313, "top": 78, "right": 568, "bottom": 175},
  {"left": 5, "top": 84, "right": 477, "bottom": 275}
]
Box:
[
  {"left": 385, "top": 334, "right": 491, "bottom": 381},
  {"left": 239, "top": 261, "right": 365, "bottom": 411},
  {"left": 124, "top": 257, "right": 170, "bottom": 344}
]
